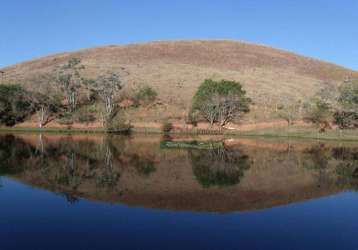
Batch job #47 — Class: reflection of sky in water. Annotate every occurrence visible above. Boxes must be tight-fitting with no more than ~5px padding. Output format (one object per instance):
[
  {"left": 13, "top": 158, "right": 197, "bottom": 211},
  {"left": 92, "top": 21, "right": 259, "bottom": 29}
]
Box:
[{"left": 1, "top": 177, "right": 358, "bottom": 250}]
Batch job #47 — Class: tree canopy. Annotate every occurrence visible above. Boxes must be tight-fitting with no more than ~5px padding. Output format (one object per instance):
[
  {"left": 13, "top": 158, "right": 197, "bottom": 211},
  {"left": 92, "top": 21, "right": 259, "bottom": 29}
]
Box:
[
  {"left": 192, "top": 79, "right": 251, "bottom": 126},
  {"left": 0, "top": 85, "right": 37, "bottom": 126}
]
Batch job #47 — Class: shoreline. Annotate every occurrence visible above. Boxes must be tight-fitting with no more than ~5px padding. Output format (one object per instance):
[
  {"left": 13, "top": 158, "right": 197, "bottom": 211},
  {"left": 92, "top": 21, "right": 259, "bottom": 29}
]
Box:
[{"left": 1, "top": 125, "right": 358, "bottom": 142}]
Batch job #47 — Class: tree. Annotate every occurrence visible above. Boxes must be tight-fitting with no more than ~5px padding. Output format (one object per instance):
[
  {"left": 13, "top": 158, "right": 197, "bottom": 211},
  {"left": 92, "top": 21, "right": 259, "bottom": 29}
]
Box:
[
  {"left": 276, "top": 97, "right": 301, "bottom": 127},
  {"left": 0, "top": 84, "right": 37, "bottom": 126},
  {"left": 304, "top": 98, "right": 333, "bottom": 132},
  {"left": 338, "top": 79, "right": 358, "bottom": 111},
  {"left": 192, "top": 79, "right": 251, "bottom": 126},
  {"left": 91, "top": 72, "right": 123, "bottom": 124},
  {"left": 315, "top": 81, "right": 339, "bottom": 107},
  {"left": 335, "top": 79, "right": 358, "bottom": 128},
  {"left": 35, "top": 94, "right": 61, "bottom": 128},
  {"left": 56, "top": 58, "right": 84, "bottom": 112}
]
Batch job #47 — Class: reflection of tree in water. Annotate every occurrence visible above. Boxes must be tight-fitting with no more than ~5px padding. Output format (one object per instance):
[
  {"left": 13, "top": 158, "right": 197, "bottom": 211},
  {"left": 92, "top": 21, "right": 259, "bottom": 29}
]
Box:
[
  {"left": 129, "top": 154, "right": 156, "bottom": 177},
  {"left": 189, "top": 144, "right": 250, "bottom": 188},
  {"left": 303, "top": 144, "right": 333, "bottom": 188},
  {"left": 46, "top": 138, "right": 122, "bottom": 190},
  {"left": 58, "top": 192, "right": 80, "bottom": 204},
  {"left": 304, "top": 144, "right": 331, "bottom": 170},
  {"left": 332, "top": 147, "right": 358, "bottom": 190},
  {"left": 96, "top": 141, "right": 120, "bottom": 188},
  {"left": 0, "top": 135, "right": 33, "bottom": 175},
  {"left": 54, "top": 151, "right": 81, "bottom": 191}
]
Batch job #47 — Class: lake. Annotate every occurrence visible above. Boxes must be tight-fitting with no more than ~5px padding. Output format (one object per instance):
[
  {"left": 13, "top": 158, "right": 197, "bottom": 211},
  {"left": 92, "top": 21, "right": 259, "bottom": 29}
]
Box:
[{"left": 1, "top": 133, "right": 358, "bottom": 250}]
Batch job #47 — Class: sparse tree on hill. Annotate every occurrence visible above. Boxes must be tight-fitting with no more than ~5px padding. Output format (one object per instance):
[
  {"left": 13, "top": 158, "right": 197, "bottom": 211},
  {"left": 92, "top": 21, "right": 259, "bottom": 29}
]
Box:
[
  {"left": 304, "top": 98, "right": 333, "bottom": 132},
  {"left": 276, "top": 96, "right": 301, "bottom": 127},
  {"left": 56, "top": 58, "right": 84, "bottom": 112},
  {"left": 92, "top": 72, "right": 123, "bottom": 124},
  {"left": 316, "top": 81, "right": 339, "bottom": 107}
]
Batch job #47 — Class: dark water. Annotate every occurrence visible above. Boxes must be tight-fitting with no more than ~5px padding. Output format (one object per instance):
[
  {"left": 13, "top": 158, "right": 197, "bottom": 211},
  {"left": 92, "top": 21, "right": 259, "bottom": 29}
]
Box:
[{"left": 1, "top": 133, "right": 358, "bottom": 250}]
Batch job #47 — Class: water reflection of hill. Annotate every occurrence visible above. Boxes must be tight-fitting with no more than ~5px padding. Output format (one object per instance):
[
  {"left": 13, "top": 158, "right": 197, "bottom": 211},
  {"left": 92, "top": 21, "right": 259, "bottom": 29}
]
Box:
[{"left": 1, "top": 133, "right": 358, "bottom": 212}]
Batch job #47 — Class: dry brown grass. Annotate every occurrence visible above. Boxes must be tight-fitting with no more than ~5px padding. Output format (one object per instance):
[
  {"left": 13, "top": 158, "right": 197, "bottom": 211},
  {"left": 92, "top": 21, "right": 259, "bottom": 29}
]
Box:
[{"left": 1, "top": 40, "right": 357, "bottom": 123}]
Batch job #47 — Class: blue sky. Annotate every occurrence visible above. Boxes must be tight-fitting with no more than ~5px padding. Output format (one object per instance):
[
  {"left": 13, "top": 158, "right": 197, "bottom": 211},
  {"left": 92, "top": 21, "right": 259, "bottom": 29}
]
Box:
[{"left": 1, "top": 0, "right": 357, "bottom": 69}]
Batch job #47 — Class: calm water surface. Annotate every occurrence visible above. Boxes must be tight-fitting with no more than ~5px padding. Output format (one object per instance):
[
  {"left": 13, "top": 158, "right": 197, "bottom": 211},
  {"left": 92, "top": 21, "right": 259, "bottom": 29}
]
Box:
[{"left": 1, "top": 133, "right": 358, "bottom": 250}]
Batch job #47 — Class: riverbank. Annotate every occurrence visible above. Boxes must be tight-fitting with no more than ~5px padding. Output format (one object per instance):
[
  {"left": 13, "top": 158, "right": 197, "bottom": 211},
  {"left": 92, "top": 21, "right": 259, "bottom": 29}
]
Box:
[{"left": 1, "top": 123, "right": 358, "bottom": 142}]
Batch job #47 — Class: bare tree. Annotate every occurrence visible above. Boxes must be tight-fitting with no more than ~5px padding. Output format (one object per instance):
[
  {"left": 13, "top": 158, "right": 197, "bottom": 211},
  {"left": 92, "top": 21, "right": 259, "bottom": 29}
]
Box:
[
  {"left": 197, "top": 93, "right": 250, "bottom": 126},
  {"left": 216, "top": 94, "right": 250, "bottom": 126},
  {"left": 37, "top": 104, "right": 58, "bottom": 128},
  {"left": 197, "top": 98, "right": 218, "bottom": 126},
  {"left": 277, "top": 96, "right": 301, "bottom": 127}
]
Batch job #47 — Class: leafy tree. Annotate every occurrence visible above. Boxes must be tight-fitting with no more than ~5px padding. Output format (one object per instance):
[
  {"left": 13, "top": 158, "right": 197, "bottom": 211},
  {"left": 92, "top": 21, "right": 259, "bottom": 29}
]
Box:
[
  {"left": 192, "top": 79, "right": 251, "bottom": 126},
  {"left": 56, "top": 58, "right": 84, "bottom": 112},
  {"left": 0, "top": 84, "right": 37, "bottom": 126}
]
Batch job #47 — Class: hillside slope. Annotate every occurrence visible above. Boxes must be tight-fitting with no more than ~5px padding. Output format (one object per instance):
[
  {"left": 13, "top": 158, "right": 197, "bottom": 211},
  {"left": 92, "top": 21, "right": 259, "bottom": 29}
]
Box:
[{"left": 1, "top": 40, "right": 357, "bottom": 123}]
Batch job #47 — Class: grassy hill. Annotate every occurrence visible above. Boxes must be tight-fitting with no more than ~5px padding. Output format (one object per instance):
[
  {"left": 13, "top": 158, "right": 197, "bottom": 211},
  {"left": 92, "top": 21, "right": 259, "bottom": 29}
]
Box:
[{"left": 1, "top": 40, "right": 357, "bottom": 125}]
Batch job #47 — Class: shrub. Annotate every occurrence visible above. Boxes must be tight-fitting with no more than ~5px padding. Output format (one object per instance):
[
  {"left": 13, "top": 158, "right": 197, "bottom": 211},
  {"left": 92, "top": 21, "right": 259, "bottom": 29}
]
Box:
[
  {"left": 334, "top": 111, "right": 358, "bottom": 129},
  {"left": 135, "top": 86, "right": 158, "bottom": 104},
  {"left": 192, "top": 79, "right": 251, "bottom": 126},
  {"left": 77, "top": 113, "right": 96, "bottom": 123},
  {"left": 57, "top": 113, "right": 74, "bottom": 125},
  {"left": 105, "top": 112, "right": 131, "bottom": 132}
]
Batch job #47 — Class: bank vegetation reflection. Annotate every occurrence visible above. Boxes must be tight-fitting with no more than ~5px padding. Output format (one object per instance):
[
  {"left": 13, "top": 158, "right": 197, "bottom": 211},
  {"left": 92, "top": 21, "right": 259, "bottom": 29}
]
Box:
[{"left": 1, "top": 134, "right": 358, "bottom": 212}]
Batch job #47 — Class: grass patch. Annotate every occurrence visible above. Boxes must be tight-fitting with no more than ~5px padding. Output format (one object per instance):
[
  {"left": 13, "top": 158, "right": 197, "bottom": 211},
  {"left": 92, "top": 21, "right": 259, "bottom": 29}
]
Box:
[{"left": 225, "top": 125, "right": 358, "bottom": 141}]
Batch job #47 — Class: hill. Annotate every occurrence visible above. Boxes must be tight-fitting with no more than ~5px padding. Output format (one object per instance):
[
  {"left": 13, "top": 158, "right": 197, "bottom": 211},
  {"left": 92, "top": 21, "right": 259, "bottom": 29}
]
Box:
[{"left": 1, "top": 40, "right": 357, "bottom": 125}]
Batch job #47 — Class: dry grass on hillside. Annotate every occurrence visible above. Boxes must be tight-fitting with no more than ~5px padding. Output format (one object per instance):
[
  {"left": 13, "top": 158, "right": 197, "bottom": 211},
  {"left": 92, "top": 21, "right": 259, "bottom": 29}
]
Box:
[{"left": 1, "top": 40, "right": 357, "bottom": 123}]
